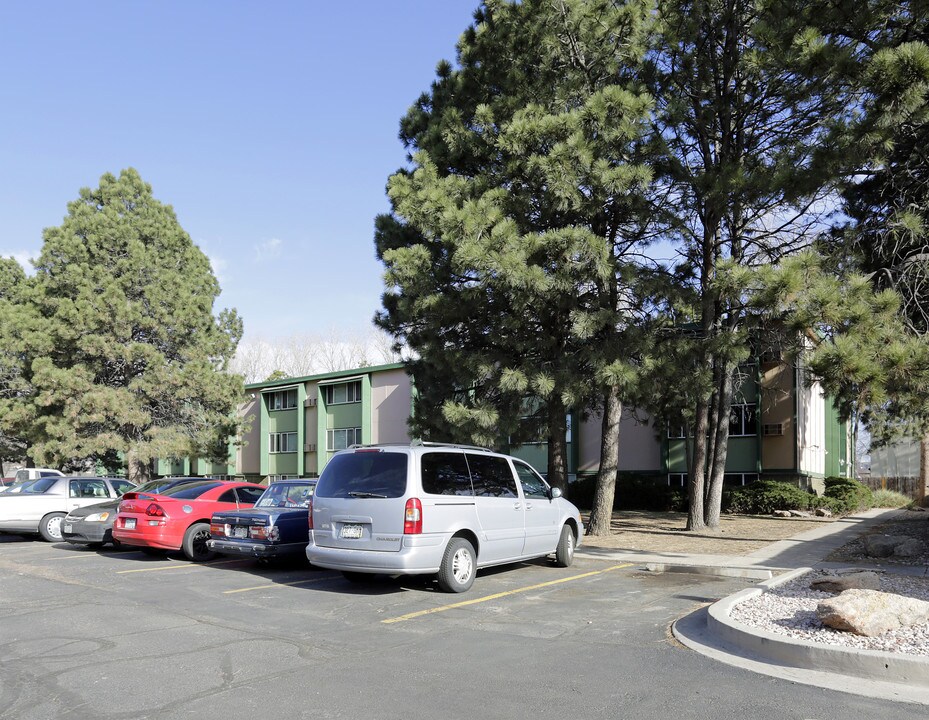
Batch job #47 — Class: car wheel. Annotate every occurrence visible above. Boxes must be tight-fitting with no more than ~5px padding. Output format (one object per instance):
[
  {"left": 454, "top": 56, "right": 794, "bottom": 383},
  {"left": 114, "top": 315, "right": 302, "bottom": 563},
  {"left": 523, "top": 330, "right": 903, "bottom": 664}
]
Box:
[
  {"left": 39, "top": 512, "right": 66, "bottom": 542},
  {"left": 182, "top": 522, "right": 215, "bottom": 562},
  {"left": 437, "top": 537, "right": 476, "bottom": 593},
  {"left": 554, "top": 524, "right": 575, "bottom": 568}
]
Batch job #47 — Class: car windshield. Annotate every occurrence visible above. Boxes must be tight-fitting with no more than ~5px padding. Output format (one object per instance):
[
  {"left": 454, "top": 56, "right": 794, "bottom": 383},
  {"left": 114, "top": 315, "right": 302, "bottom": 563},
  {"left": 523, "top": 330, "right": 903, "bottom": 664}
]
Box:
[
  {"left": 20, "top": 477, "right": 59, "bottom": 494},
  {"left": 133, "top": 478, "right": 199, "bottom": 495},
  {"left": 315, "top": 452, "right": 408, "bottom": 499},
  {"left": 159, "top": 481, "right": 223, "bottom": 499},
  {"left": 256, "top": 483, "right": 316, "bottom": 508}
]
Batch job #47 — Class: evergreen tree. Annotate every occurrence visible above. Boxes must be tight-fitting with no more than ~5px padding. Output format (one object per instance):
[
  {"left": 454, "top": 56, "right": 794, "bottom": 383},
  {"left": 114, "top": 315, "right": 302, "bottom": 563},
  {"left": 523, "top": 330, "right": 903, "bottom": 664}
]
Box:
[
  {"left": 0, "top": 257, "right": 29, "bottom": 474},
  {"left": 376, "top": 0, "right": 655, "bottom": 503},
  {"left": 840, "top": 1, "right": 929, "bottom": 503},
  {"left": 642, "top": 0, "right": 866, "bottom": 529},
  {"left": 2, "top": 169, "right": 244, "bottom": 482}
]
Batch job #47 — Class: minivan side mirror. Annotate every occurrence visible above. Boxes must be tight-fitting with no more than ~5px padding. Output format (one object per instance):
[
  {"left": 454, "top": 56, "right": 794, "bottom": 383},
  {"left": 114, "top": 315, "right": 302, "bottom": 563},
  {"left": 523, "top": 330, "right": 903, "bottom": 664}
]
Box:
[{"left": 549, "top": 487, "right": 563, "bottom": 500}]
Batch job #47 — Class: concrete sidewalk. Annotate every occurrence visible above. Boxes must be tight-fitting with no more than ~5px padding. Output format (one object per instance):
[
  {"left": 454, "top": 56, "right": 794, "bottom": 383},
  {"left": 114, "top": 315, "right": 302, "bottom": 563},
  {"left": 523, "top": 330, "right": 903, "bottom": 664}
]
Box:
[
  {"left": 577, "top": 508, "right": 928, "bottom": 578},
  {"left": 577, "top": 509, "right": 929, "bottom": 706}
]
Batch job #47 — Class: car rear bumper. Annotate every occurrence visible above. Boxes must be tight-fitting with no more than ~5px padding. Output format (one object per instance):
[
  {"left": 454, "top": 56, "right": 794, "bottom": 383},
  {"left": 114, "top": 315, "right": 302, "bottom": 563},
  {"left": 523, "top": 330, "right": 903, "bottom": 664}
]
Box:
[
  {"left": 306, "top": 533, "right": 448, "bottom": 574},
  {"left": 112, "top": 524, "right": 180, "bottom": 551},
  {"left": 207, "top": 538, "right": 305, "bottom": 558}
]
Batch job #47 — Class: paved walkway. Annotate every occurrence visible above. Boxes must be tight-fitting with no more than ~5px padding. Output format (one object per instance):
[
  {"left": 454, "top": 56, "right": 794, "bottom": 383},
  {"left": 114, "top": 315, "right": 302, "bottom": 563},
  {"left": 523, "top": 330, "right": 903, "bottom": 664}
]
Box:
[{"left": 577, "top": 508, "right": 929, "bottom": 706}]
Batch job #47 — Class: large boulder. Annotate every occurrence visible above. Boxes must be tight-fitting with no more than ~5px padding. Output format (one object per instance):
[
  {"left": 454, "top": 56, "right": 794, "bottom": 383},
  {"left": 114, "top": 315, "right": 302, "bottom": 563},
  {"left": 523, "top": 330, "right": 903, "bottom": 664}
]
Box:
[
  {"left": 863, "top": 534, "right": 904, "bottom": 558},
  {"left": 893, "top": 538, "right": 924, "bottom": 558},
  {"left": 817, "top": 589, "right": 929, "bottom": 636},
  {"left": 809, "top": 571, "right": 881, "bottom": 594}
]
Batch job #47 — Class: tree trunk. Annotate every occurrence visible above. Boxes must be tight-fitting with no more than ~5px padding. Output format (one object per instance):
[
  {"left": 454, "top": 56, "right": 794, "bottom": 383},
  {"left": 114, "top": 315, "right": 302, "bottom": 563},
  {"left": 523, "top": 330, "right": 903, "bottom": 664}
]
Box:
[
  {"left": 546, "top": 400, "right": 568, "bottom": 493},
  {"left": 127, "top": 450, "right": 151, "bottom": 485},
  {"left": 705, "top": 362, "right": 734, "bottom": 528},
  {"left": 587, "top": 386, "right": 623, "bottom": 536},
  {"left": 919, "top": 433, "right": 929, "bottom": 508},
  {"left": 687, "top": 397, "right": 709, "bottom": 530}
]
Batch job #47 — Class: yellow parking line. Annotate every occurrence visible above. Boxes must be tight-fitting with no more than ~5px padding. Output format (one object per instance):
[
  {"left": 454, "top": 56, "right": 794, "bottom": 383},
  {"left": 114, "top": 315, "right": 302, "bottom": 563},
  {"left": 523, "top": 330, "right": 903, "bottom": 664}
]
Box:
[
  {"left": 223, "top": 576, "right": 338, "bottom": 594},
  {"left": 116, "top": 559, "right": 246, "bottom": 574},
  {"left": 382, "top": 563, "right": 633, "bottom": 624}
]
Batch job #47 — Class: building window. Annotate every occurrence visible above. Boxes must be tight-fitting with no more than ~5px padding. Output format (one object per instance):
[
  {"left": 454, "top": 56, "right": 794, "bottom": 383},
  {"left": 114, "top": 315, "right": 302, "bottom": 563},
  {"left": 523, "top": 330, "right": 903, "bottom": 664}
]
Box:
[
  {"left": 327, "top": 427, "right": 362, "bottom": 451},
  {"left": 267, "top": 388, "right": 298, "bottom": 411},
  {"left": 323, "top": 381, "right": 362, "bottom": 405},
  {"left": 268, "top": 475, "right": 297, "bottom": 481},
  {"left": 668, "top": 473, "right": 687, "bottom": 487},
  {"left": 269, "top": 432, "right": 297, "bottom": 453},
  {"left": 723, "top": 473, "right": 759, "bottom": 487},
  {"left": 729, "top": 404, "right": 757, "bottom": 437},
  {"left": 667, "top": 423, "right": 686, "bottom": 439}
]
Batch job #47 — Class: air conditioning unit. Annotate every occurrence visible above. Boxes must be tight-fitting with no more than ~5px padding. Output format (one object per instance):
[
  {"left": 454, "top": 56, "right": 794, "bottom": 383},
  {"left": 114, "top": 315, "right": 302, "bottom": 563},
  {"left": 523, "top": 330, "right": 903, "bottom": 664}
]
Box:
[
  {"left": 304, "top": 397, "right": 317, "bottom": 408},
  {"left": 303, "top": 443, "right": 317, "bottom": 453},
  {"left": 763, "top": 423, "right": 784, "bottom": 436}
]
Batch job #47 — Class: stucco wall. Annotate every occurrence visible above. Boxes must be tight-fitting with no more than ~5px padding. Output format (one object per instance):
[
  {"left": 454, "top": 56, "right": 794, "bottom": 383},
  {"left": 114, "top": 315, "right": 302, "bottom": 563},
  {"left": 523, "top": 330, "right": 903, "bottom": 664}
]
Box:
[{"left": 371, "top": 368, "right": 412, "bottom": 444}]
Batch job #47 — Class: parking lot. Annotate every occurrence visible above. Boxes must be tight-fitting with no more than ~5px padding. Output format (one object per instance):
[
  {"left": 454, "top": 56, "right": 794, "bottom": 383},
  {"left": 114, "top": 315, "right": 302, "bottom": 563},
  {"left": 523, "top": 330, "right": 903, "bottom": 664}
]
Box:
[{"left": 2, "top": 535, "right": 924, "bottom": 720}]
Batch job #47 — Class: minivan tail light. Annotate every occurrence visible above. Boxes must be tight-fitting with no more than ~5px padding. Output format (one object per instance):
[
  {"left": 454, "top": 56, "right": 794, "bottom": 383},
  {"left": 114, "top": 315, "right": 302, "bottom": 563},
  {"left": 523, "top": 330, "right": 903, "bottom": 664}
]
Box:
[
  {"left": 404, "top": 498, "right": 422, "bottom": 534},
  {"left": 307, "top": 499, "right": 313, "bottom": 530}
]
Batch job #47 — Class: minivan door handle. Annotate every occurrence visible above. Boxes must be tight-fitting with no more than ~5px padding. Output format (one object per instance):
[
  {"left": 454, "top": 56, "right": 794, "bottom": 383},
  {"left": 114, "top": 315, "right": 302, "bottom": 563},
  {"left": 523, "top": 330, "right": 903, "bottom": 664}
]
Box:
[{"left": 525, "top": 502, "right": 532, "bottom": 511}]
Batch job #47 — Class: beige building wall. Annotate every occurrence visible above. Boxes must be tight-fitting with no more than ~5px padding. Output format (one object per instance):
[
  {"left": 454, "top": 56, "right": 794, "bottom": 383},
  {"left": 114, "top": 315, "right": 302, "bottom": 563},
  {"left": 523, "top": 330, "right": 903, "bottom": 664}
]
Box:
[
  {"left": 371, "top": 368, "right": 413, "bottom": 444},
  {"left": 577, "top": 407, "right": 661, "bottom": 474},
  {"left": 760, "top": 362, "right": 795, "bottom": 470},
  {"left": 237, "top": 393, "right": 262, "bottom": 475},
  {"left": 303, "top": 382, "right": 319, "bottom": 475}
]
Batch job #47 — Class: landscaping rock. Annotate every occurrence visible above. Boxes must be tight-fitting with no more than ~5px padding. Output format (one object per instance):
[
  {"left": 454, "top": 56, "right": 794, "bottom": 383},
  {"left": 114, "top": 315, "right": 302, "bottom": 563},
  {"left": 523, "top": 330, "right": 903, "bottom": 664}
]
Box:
[
  {"left": 809, "top": 571, "right": 881, "bottom": 594},
  {"left": 773, "top": 510, "right": 791, "bottom": 518},
  {"left": 863, "top": 534, "right": 905, "bottom": 558},
  {"left": 893, "top": 538, "right": 924, "bottom": 557},
  {"left": 814, "top": 508, "right": 833, "bottom": 518},
  {"left": 817, "top": 589, "right": 929, "bottom": 636},
  {"left": 788, "top": 510, "right": 812, "bottom": 518}
]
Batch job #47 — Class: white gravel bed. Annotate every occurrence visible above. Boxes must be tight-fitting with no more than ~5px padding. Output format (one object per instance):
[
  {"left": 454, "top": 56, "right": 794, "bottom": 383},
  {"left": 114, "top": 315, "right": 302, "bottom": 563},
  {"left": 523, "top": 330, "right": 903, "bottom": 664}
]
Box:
[{"left": 730, "top": 570, "right": 929, "bottom": 657}]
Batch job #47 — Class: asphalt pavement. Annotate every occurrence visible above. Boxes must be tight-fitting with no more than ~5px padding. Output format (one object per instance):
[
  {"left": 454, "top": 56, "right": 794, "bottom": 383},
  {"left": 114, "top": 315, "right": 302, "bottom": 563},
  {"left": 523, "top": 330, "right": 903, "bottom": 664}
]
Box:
[{"left": 1, "top": 527, "right": 927, "bottom": 719}]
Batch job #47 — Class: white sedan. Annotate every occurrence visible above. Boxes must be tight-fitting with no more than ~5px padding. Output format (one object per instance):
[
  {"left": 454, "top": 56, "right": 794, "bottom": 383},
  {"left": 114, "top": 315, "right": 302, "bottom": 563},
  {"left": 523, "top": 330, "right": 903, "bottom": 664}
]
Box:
[{"left": 0, "top": 476, "right": 136, "bottom": 541}]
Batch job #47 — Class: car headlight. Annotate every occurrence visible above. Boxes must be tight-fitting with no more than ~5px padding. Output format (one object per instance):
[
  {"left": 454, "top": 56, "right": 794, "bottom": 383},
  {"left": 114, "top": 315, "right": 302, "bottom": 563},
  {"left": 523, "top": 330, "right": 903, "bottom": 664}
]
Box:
[{"left": 84, "top": 512, "right": 110, "bottom": 523}]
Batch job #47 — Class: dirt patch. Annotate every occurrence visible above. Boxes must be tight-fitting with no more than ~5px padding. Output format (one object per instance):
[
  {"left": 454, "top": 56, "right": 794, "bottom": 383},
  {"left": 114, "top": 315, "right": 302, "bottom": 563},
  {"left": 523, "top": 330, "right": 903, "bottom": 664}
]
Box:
[
  {"left": 826, "top": 509, "right": 929, "bottom": 566},
  {"left": 581, "top": 510, "right": 831, "bottom": 556}
]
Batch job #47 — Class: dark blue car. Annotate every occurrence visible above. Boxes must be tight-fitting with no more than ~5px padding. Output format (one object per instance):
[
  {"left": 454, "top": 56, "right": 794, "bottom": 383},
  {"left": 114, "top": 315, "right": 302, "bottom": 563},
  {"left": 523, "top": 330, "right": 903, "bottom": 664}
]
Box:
[{"left": 207, "top": 480, "right": 316, "bottom": 560}]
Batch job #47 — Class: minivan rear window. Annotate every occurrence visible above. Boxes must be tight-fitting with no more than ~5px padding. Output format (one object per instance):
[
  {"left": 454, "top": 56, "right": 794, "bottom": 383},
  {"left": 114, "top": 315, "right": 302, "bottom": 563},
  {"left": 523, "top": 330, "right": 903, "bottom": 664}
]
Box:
[
  {"left": 466, "top": 454, "right": 518, "bottom": 498},
  {"left": 315, "top": 452, "right": 408, "bottom": 498},
  {"left": 421, "top": 452, "right": 473, "bottom": 496}
]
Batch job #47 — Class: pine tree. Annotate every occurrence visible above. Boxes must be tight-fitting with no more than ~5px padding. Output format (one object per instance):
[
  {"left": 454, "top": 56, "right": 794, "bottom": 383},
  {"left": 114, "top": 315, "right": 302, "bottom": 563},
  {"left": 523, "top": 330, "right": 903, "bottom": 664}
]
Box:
[
  {"left": 642, "top": 0, "right": 867, "bottom": 529},
  {"left": 0, "top": 257, "right": 29, "bottom": 474},
  {"left": 376, "top": 0, "right": 655, "bottom": 501},
  {"left": 841, "top": 2, "right": 929, "bottom": 503},
  {"left": 3, "top": 169, "right": 244, "bottom": 482}
]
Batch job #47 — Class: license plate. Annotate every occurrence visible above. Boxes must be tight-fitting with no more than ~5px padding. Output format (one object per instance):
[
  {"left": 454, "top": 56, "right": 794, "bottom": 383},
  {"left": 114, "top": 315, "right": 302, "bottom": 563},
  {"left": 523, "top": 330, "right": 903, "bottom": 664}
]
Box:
[
  {"left": 125, "top": 518, "right": 136, "bottom": 530},
  {"left": 340, "top": 523, "right": 363, "bottom": 539},
  {"left": 232, "top": 526, "right": 248, "bottom": 539},
  {"left": 63, "top": 524, "right": 72, "bottom": 534}
]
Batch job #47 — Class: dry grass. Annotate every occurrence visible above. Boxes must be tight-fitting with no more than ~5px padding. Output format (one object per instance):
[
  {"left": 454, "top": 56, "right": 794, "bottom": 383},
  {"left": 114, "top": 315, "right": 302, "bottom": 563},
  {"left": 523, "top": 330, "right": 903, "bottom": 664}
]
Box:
[{"left": 582, "top": 510, "right": 831, "bottom": 556}]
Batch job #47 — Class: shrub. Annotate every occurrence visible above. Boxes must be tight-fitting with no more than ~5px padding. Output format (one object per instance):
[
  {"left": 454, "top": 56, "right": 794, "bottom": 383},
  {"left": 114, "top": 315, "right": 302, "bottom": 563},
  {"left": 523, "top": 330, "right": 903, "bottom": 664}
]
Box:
[
  {"left": 823, "top": 476, "right": 873, "bottom": 514},
  {"left": 722, "top": 479, "right": 813, "bottom": 515},
  {"left": 869, "top": 489, "right": 911, "bottom": 509},
  {"left": 568, "top": 474, "right": 687, "bottom": 512}
]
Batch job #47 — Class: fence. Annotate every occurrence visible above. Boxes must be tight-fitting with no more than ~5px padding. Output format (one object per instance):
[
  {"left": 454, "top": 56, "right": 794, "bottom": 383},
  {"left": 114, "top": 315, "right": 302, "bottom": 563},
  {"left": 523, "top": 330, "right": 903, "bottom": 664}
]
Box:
[{"left": 863, "top": 476, "right": 921, "bottom": 499}]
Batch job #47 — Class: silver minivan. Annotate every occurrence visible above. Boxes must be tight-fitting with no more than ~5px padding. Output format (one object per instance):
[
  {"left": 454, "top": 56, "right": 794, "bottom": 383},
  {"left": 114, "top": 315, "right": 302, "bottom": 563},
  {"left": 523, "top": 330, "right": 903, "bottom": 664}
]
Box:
[{"left": 305, "top": 443, "right": 584, "bottom": 592}]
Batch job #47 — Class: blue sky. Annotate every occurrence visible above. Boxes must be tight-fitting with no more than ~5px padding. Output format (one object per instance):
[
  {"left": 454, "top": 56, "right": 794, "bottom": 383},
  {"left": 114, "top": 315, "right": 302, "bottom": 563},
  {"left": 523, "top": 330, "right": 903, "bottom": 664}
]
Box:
[{"left": 0, "top": 1, "right": 480, "bottom": 340}]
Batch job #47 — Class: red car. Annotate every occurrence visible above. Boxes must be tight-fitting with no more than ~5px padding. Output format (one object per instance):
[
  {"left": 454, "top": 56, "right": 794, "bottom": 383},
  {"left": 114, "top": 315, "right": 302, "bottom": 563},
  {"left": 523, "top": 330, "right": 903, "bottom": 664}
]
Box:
[{"left": 113, "top": 480, "right": 266, "bottom": 561}]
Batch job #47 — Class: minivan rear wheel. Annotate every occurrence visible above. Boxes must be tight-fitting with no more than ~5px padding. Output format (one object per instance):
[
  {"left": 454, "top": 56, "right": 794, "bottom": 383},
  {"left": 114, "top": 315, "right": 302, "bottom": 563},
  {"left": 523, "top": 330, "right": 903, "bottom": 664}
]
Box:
[
  {"left": 554, "top": 524, "right": 575, "bottom": 567},
  {"left": 437, "top": 537, "right": 475, "bottom": 593}
]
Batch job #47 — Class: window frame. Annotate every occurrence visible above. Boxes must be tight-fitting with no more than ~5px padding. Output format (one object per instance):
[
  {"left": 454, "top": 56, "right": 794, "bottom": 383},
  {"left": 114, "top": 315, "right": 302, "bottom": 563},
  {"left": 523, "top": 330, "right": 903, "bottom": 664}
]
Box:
[
  {"left": 324, "top": 381, "right": 362, "bottom": 406},
  {"left": 728, "top": 403, "right": 758, "bottom": 437},
  {"left": 269, "top": 431, "right": 298, "bottom": 454},
  {"left": 267, "top": 388, "right": 298, "bottom": 412},
  {"left": 326, "top": 427, "right": 362, "bottom": 451}
]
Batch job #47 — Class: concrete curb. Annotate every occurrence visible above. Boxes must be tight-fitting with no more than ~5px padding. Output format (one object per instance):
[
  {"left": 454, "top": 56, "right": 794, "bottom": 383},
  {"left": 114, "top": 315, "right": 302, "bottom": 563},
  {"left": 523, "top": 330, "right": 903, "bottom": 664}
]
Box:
[
  {"left": 643, "top": 562, "right": 773, "bottom": 580},
  {"left": 707, "top": 567, "right": 929, "bottom": 688}
]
